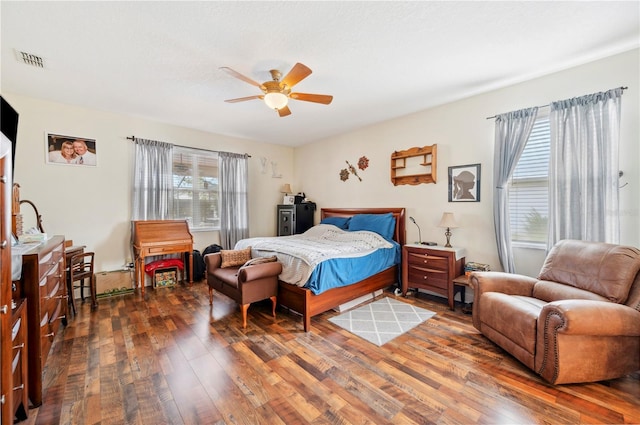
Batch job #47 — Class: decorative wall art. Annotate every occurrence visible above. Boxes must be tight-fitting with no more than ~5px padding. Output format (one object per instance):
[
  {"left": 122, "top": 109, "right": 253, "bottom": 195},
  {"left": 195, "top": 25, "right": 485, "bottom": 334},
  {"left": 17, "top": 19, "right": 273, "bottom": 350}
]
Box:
[
  {"left": 46, "top": 132, "right": 97, "bottom": 166},
  {"left": 340, "top": 156, "right": 369, "bottom": 182},
  {"left": 448, "top": 163, "right": 481, "bottom": 202}
]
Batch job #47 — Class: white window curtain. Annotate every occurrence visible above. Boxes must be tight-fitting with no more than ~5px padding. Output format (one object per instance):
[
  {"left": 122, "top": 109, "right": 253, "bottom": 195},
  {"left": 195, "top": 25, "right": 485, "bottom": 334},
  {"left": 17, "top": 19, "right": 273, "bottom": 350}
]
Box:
[
  {"left": 132, "top": 138, "right": 174, "bottom": 220},
  {"left": 493, "top": 107, "right": 539, "bottom": 273},
  {"left": 548, "top": 88, "right": 623, "bottom": 247},
  {"left": 219, "top": 152, "right": 249, "bottom": 249}
]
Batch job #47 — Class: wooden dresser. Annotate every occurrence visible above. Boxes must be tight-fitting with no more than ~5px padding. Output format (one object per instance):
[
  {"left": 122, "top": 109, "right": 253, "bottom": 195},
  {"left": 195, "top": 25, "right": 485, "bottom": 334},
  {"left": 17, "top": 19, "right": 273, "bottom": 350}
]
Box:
[
  {"left": 10, "top": 299, "right": 27, "bottom": 420},
  {"left": 1, "top": 140, "right": 14, "bottom": 423},
  {"left": 401, "top": 244, "right": 466, "bottom": 310},
  {"left": 19, "top": 235, "right": 67, "bottom": 406}
]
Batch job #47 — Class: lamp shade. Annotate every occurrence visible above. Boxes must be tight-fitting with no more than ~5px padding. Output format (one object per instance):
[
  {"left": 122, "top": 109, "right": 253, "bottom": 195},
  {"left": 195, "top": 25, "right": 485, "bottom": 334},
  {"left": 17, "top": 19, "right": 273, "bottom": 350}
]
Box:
[
  {"left": 438, "top": 212, "right": 459, "bottom": 229},
  {"left": 264, "top": 92, "right": 288, "bottom": 110},
  {"left": 281, "top": 183, "right": 293, "bottom": 194}
]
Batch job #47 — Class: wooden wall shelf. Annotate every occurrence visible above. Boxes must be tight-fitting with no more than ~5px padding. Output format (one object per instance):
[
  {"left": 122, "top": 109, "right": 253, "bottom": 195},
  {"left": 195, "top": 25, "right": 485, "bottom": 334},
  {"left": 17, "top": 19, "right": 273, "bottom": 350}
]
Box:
[{"left": 390, "top": 145, "right": 437, "bottom": 186}]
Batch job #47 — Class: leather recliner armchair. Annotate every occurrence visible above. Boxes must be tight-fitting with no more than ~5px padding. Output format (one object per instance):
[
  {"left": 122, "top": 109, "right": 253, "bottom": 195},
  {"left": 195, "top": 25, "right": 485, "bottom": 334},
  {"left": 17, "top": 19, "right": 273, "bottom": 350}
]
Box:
[
  {"left": 205, "top": 253, "right": 283, "bottom": 328},
  {"left": 471, "top": 239, "right": 640, "bottom": 384}
]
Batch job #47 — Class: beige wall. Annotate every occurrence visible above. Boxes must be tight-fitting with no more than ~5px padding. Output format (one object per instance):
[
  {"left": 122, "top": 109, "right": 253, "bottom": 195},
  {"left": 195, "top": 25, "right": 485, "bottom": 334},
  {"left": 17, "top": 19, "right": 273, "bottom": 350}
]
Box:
[
  {"left": 6, "top": 49, "right": 638, "bottom": 278},
  {"left": 294, "top": 49, "right": 640, "bottom": 276},
  {"left": 6, "top": 94, "right": 294, "bottom": 272}
]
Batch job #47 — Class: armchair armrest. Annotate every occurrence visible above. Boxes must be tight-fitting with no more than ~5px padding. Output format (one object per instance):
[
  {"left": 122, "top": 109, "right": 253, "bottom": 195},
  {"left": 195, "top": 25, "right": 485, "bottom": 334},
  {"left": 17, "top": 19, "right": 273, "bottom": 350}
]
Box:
[
  {"left": 238, "top": 262, "right": 283, "bottom": 283},
  {"left": 204, "top": 252, "right": 222, "bottom": 270},
  {"left": 540, "top": 300, "right": 640, "bottom": 336},
  {"left": 470, "top": 271, "right": 537, "bottom": 297},
  {"left": 536, "top": 299, "right": 640, "bottom": 383}
]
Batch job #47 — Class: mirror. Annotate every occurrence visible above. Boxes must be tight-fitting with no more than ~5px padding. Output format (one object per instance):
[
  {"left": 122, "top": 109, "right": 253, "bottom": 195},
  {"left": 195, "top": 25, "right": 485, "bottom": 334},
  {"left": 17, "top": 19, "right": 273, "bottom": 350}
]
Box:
[{"left": 19, "top": 199, "right": 45, "bottom": 234}]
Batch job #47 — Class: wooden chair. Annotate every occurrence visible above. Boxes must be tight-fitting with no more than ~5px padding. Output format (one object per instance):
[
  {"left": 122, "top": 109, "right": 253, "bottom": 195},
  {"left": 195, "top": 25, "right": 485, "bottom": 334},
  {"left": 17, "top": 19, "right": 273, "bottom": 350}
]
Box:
[{"left": 69, "top": 252, "right": 98, "bottom": 312}]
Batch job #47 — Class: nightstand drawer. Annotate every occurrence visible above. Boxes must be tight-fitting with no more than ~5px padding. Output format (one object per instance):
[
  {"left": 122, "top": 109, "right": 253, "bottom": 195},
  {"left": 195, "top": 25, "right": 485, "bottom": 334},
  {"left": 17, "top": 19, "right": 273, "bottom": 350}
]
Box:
[
  {"left": 407, "top": 266, "right": 448, "bottom": 290},
  {"left": 406, "top": 252, "right": 448, "bottom": 270}
]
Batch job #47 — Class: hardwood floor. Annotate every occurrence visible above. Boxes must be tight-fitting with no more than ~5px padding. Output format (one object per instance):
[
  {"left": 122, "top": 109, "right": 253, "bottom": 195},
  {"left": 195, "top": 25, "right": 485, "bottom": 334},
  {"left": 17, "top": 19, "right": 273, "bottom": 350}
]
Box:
[{"left": 18, "top": 279, "right": 640, "bottom": 425}]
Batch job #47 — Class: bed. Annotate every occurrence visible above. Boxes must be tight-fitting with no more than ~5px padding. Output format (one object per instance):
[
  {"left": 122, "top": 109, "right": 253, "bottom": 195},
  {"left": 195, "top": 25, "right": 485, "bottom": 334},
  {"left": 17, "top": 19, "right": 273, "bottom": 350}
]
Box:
[{"left": 272, "top": 207, "right": 405, "bottom": 331}]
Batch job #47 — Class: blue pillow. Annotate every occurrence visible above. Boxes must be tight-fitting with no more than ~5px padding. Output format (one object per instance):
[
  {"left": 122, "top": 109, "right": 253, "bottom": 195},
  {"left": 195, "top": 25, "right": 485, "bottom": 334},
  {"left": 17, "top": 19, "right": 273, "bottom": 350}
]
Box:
[
  {"left": 348, "top": 213, "right": 396, "bottom": 240},
  {"left": 320, "top": 216, "right": 351, "bottom": 230}
]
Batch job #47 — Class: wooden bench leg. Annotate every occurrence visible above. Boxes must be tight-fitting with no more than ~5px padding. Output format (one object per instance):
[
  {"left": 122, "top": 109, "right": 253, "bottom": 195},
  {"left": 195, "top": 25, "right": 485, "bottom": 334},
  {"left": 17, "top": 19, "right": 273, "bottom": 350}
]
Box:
[
  {"left": 241, "top": 304, "right": 249, "bottom": 329},
  {"left": 209, "top": 287, "right": 214, "bottom": 305},
  {"left": 270, "top": 296, "right": 277, "bottom": 318}
]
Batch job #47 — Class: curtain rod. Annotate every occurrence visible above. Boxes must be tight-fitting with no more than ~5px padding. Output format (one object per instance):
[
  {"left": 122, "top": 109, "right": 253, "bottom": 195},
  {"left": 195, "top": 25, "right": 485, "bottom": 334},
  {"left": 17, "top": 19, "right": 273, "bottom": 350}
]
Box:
[
  {"left": 485, "top": 86, "right": 628, "bottom": 120},
  {"left": 126, "top": 136, "right": 251, "bottom": 157}
]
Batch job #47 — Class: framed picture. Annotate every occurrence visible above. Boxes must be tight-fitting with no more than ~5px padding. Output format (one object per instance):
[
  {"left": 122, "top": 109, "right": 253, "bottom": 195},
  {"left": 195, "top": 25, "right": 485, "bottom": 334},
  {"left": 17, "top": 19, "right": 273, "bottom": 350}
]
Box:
[
  {"left": 448, "top": 163, "right": 481, "bottom": 202},
  {"left": 45, "top": 132, "right": 97, "bottom": 166},
  {"left": 282, "top": 195, "right": 295, "bottom": 205}
]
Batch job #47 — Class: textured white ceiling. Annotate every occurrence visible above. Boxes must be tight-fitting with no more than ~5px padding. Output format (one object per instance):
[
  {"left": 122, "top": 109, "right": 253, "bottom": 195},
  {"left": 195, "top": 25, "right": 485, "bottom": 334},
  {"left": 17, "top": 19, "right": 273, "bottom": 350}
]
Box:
[{"left": 1, "top": 1, "right": 638, "bottom": 146}]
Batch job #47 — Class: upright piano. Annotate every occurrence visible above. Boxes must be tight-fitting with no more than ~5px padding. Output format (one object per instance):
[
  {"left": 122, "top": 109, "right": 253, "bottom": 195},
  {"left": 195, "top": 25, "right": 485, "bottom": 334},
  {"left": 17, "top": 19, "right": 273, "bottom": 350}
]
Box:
[{"left": 132, "top": 220, "right": 193, "bottom": 295}]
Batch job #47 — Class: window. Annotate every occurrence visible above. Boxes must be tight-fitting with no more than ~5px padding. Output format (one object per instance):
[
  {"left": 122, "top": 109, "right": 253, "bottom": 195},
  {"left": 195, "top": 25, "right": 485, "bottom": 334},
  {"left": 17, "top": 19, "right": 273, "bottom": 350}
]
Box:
[
  {"left": 172, "top": 146, "right": 219, "bottom": 231},
  {"left": 508, "top": 116, "right": 550, "bottom": 246}
]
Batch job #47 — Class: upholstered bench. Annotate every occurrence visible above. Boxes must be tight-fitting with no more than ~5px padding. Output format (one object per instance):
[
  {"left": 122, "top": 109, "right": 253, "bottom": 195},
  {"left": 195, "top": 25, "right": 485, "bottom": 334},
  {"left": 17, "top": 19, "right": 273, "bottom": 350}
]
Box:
[{"left": 205, "top": 248, "right": 282, "bottom": 328}]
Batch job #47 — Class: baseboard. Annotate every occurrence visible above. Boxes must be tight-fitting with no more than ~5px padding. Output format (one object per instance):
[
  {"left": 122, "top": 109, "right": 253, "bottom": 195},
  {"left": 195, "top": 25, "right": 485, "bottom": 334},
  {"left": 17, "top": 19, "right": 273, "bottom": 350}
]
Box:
[
  {"left": 94, "top": 270, "right": 134, "bottom": 298},
  {"left": 333, "top": 289, "right": 384, "bottom": 313}
]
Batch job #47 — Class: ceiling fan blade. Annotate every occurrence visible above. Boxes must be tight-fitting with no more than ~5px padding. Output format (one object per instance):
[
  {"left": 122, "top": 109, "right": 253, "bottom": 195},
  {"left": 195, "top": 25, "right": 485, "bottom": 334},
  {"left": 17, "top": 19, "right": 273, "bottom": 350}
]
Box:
[
  {"left": 281, "top": 63, "right": 312, "bottom": 89},
  {"left": 278, "top": 105, "right": 292, "bottom": 117},
  {"left": 224, "top": 95, "right": 263, "bottom": 103},
  {"left": 219, "top": 67, "right": 264, "bottom": 88},
  {"left": 289, "top": 92, "right": 333, "bottom": 105}
]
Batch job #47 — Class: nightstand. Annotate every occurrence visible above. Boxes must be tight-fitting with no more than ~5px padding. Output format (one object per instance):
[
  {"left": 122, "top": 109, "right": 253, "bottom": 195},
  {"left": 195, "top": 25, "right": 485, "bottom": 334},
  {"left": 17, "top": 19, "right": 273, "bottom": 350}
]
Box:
[{"left": 401, "top": 244, "right": 466, "bottom": 310}]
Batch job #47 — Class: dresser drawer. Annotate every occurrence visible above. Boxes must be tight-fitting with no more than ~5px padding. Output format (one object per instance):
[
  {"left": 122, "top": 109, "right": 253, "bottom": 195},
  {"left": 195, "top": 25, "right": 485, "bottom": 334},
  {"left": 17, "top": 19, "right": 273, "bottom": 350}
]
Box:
[{"left": 38, "top": 247, "right": 64, "bottom": 281}]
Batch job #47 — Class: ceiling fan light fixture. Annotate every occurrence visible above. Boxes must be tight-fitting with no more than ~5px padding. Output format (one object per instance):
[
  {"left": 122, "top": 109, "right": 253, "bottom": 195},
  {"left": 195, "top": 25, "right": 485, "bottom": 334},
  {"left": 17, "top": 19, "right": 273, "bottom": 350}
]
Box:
[{"left": 264, "top": 92, "right": 288, "bottom": 110}]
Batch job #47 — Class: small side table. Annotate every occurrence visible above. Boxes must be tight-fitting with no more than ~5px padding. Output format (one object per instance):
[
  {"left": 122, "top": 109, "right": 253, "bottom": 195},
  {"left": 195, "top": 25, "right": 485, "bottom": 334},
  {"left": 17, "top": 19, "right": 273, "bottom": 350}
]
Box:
[{"left": 453, "top": 274, "right": 473, "bottom": 314}]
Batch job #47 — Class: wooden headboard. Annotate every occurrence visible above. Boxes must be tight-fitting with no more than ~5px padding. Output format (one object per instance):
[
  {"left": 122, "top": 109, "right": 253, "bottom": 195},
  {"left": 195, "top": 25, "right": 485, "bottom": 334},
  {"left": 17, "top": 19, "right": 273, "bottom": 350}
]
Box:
[{"left": 320, "top": 207, "right": 406, "bottom": 246}]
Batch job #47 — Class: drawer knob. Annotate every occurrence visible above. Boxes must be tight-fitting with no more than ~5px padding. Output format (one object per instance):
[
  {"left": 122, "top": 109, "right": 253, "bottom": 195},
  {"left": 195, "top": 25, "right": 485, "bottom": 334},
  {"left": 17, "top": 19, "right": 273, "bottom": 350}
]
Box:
[
  {"left": 0, "top": 305, "right": 7, "bottom": 314},
  {"left": 1, "top": 394, "right": 5, "bottom": 405},
  {"left": 423, "top": 276, "right": 428, "bottom": 280},
  {"left": 0, "top": 240, "right": 7, "bottom": 249}
]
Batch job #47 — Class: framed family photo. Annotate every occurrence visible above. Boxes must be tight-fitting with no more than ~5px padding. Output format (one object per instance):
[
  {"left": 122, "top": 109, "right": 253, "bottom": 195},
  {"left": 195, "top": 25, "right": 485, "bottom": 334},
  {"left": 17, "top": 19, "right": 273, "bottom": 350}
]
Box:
[
  {"left": 45, "top": 132, "right": 97, "bottom": 166},
  {"left": 448, "top": 163, "right": 481, "bottom": 202}
]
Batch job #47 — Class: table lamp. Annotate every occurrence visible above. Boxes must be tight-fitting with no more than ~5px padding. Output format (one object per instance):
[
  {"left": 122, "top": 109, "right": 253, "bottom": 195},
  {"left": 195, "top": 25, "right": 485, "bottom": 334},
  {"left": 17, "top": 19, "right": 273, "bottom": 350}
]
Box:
[{"left": 438, "top": 212, "right": 459, "bottom": 248}]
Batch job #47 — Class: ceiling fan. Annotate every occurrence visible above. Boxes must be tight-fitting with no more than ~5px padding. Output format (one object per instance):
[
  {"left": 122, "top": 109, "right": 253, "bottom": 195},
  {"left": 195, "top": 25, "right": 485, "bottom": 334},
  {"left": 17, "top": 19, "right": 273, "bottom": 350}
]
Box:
[{"left": 220, "top": 63, "right": 333, "bottom": 117}]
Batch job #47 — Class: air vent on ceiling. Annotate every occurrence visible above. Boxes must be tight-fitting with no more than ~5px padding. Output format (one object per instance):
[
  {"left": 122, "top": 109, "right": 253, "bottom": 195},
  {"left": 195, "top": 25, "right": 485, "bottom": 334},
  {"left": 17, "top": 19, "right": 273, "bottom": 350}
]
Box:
[{"left": 16, "top": 50, "right": 44, "bottom": 68}]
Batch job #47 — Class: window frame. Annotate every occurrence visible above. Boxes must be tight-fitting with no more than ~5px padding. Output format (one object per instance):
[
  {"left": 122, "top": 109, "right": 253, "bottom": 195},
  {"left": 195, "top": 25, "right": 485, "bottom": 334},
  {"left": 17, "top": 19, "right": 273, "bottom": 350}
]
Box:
[
  {"left": 508, "top": 113, "right": 550, "bottom": 250},
  {"left": 172, "top": 146, "right": 220, "bottom": 232}
]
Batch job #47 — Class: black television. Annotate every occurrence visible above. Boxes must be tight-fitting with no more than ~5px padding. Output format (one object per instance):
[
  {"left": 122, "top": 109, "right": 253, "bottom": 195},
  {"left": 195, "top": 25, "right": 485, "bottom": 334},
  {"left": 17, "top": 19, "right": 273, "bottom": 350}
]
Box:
[{"left": 1, "top": 95, "right": 19, "bottom": 174}]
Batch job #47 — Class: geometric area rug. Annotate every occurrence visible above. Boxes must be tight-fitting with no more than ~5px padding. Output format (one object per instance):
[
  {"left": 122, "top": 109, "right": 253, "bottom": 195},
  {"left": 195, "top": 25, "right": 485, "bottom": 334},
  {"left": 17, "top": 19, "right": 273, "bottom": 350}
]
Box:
[{"left": 329, "top": 297, "right": 436, "bottom": 346}]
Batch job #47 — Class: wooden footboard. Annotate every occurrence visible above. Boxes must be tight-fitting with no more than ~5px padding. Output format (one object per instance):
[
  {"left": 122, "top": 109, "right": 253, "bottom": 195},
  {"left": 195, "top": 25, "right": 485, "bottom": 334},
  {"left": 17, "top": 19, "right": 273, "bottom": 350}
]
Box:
[
  {"left": 278, "top": 265, "right": 399, "bottom": 332},
  {"left": 278, "top": 207, "right": 406, "bottom": 332}
]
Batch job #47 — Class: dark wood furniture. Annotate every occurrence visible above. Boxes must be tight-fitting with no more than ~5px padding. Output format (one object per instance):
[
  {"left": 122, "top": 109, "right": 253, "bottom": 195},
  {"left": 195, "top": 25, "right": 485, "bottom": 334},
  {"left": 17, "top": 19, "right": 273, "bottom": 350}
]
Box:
[
  {"left": 19, "top": 235, "right": 67, "bottom": 406},
  {"left": 10, "top": 299, "right": 27, "bottom": 421},
  {"left": 1, "top": 143, "right": 14, "bottom": 424},
  {"left": 64, "top": 244, "right": 85, "bottom": 314},
  {"left": 69, "top": 252, "right": 97, "bottom": 311},
  {"left": 132, "top": 220, "right": 194, "bottom": 296},
  {"left": 401, "top": 244, "right": 465, "bottom": 310},
  {"left": 453, "top": 274, "right": 473, "bottom": 314},
  {"left": 277, "top": 207, "right": 406, "bottom": 332},
  {"left": 277, "top": 204, "right": 315, "bottom": 236}
]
